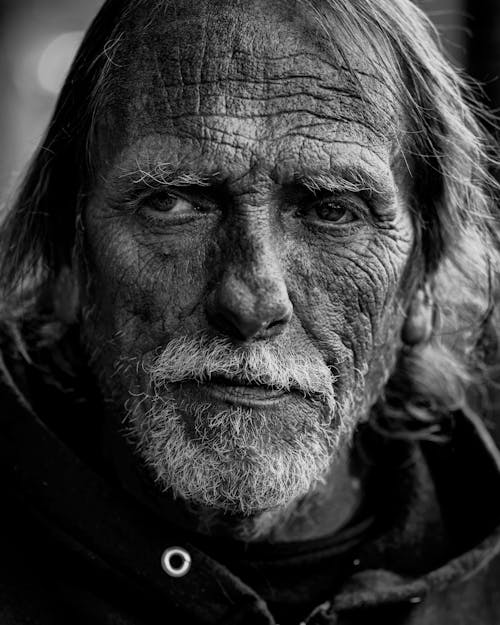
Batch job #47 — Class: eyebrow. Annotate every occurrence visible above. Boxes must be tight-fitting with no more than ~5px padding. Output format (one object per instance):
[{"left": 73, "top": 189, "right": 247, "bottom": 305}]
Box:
[
  {"left": 292, "top": 166, "right": 396, "bottom": 205},
  {"left": 111, "top": 161, "right": 397, "bottom": 215},
  {"left": 117, "top": 162, "right": 220, "bottom": 189}
]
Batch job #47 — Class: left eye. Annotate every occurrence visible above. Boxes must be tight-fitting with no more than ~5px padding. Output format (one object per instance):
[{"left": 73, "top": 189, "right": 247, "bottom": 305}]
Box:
[{"left": 309, "top": 199, "right": 360, "bottom": 224}]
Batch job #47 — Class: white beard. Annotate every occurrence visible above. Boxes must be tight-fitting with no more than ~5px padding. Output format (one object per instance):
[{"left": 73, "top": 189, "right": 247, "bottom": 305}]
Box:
[{"left": 125, "top": 335, "right": 356, "bottom": 516}]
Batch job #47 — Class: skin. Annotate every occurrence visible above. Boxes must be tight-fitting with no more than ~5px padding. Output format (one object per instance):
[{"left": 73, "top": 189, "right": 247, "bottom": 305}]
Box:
[{"left": 80, "top": 0, "right": 418, "bottom": 540}]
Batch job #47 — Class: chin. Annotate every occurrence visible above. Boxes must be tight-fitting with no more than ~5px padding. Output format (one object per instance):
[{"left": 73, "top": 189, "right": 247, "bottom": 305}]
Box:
[{"left": 126, "top": 387, "right": 354, "bottom": 518}]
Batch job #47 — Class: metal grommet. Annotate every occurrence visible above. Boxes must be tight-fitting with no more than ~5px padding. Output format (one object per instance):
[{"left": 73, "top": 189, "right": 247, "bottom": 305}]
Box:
[{"left": 161, "top": 546, "right": 191, "bottom": 578}]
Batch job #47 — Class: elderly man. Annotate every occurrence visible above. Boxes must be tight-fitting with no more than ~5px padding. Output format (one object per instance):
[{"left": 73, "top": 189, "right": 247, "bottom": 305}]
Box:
[{"left": 1, "top": 0, "right": 500, "bottom": 623}]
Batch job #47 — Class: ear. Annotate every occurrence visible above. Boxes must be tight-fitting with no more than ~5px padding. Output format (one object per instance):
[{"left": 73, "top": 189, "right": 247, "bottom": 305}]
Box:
[
  {"left": 53, "top": 265, "right": 80, "bottom": 324},
  {"left": 402, "top": 284, "right": 434, "bottom": 346}
]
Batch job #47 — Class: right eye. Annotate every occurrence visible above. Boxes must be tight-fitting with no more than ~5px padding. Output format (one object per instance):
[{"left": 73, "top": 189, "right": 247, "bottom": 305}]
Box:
[
  {"left": 146, "top": 193, "right": 195, "bottom": 214},
  {"left": 139, "top": 190, "right": 216, "bottom": 224}
]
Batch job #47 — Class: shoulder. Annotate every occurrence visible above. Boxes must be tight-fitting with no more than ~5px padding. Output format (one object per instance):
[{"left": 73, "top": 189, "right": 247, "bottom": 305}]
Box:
[
  {"left": 403, "top": 549, "right": 500, "bottom": 625},
  {"left": 0, "top": 505, "right": 67, "bottom": 625}
]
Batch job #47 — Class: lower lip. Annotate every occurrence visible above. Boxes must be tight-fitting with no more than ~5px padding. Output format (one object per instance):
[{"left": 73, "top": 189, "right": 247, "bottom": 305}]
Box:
[{"left": 198, "top": 382, "right": 288, "bottom": 408}]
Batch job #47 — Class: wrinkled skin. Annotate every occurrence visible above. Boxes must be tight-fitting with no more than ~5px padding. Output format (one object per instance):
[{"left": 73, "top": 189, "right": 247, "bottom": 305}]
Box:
[{"left": 80, "top": 0, "right": 417, "bottom": 539}]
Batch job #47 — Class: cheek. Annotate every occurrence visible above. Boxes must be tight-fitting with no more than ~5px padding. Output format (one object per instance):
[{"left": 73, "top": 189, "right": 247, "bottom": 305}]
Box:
[
  {"left": 81, "top": 213, "right": 209, "bottom": 358},
  {"left": 287, "top": 224, "right": 414, "bottom": 407}
]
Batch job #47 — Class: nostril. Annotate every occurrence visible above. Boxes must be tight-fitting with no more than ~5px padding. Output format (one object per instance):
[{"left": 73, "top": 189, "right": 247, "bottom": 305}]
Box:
[
  {"left": 268, "top": 318, "right": 284, "bottom": 330},
  {"left": 207, "top": 273, "right": 293, "bottom": 341}
]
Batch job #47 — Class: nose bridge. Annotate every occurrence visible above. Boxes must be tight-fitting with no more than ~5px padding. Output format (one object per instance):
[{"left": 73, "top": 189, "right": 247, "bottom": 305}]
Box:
[
  {"left": 229, "top": 206, "right": 282, "bottom": 293},
  {"left": 207, "top": 194, "right": 293, "bottom": 341}
]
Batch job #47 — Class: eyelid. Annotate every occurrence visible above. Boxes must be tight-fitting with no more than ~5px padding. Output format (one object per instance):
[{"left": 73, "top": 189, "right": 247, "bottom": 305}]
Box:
[
  {"left": 157, "top": 187, "right": 219, "bottom": 211},
  {"left": 308, "top": 191, "right": 368, "bottom": 217},
  {"left": 312, "top": 190, "right": 365, "bottom": 204},
  {"left": 137, "top": 188, "right": 221, "bottom": 224}
]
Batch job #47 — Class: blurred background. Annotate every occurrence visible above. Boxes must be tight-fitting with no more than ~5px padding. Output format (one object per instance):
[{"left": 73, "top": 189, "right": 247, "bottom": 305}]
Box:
[{"left": 0, "top": 0, "right": 499, "bottom": 205}]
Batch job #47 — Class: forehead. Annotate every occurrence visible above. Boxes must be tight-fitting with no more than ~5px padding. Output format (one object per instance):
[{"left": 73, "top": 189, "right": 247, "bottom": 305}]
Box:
[{"left": 102, "top": 0, "right": 403, "bottom": 181}]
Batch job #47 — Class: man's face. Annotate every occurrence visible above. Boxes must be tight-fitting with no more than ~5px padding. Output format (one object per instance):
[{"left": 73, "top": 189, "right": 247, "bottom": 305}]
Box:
[{"left": 81, "top": 0, "right": 415, "bottom": 516}]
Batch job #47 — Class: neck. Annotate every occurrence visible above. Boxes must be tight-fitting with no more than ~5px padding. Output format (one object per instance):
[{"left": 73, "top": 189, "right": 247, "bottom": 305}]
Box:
[{"left": 261, "top": 447, "right": 362, "bottom": 542}]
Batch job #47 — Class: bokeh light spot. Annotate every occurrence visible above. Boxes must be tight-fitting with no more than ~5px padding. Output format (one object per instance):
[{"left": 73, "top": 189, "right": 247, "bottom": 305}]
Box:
[{"left": 37, "top": 31, "right": 83, "bottom": 95}]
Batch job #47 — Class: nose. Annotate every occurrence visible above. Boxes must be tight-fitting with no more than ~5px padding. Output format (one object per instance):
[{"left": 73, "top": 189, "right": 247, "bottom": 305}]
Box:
[{"left": 207, "top": 255, "right": 293, "bottom": 342}]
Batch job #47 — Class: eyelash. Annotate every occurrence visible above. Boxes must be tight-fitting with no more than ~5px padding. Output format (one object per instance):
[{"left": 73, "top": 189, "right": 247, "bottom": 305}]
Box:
[
  {"left": 299, "top": 196, "right": 363, "bottom": 227},
  {"left": 146, "top": 193, "right": 209, "bottom": 213}
]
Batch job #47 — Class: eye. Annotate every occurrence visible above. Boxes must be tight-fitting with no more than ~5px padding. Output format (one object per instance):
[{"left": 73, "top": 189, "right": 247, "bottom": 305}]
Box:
[
  {"left": 142, "top": 191, "right": 212, "bottom": 219},
  {"left": 308, "top": 197, "right": 361, "bottom": 225},
  {"left": 147, "top": 193, "right": 197, "bottom": 214}
]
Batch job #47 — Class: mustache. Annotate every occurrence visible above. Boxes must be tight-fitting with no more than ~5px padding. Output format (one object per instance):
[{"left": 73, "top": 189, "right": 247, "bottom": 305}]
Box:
[{"left": 141, "top": 334, "right": 337, "bottom": 405}]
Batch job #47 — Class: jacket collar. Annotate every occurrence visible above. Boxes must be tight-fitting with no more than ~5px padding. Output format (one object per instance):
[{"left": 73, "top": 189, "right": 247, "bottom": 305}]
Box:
[{"left": 333, "top": 408, "right": 500, "bottom": 613}]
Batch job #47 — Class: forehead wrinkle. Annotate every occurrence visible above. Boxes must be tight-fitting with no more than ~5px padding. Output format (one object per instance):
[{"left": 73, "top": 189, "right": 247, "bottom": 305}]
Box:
[
  {"left": 107, "top": 1, "right": 403, "bottom": 149},
  {"left": 143, "top": 50, "right": 397, "bottom": 136},
  {"left": 122, "top": 81, "right": 399, "bottom": 161},
  {"left": 144, "top": 36, "right": 399, "bottom": 132}
]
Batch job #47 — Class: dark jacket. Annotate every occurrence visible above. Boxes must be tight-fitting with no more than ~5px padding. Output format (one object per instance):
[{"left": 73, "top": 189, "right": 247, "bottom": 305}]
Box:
[{"left": 1, "top": 366, "right": 500, "bottom": 625}]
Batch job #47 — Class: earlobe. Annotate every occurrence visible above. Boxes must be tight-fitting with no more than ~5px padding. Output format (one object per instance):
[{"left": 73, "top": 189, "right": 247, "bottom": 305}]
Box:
[
  {"left": 53, "top": 266, "right": 80, "bottom": 324},
  {"left": 402, "top": 284, "right": 434, "bottom": 346}
]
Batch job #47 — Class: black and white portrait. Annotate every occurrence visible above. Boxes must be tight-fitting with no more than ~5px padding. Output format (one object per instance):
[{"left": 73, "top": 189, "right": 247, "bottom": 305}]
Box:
[{"left": 1, "top": 1, "right": 500, "bottom": 623}]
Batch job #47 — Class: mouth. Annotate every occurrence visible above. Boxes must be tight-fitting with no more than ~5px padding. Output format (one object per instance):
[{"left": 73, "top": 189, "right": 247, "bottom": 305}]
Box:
[{"left": 194, "top": 375, "right": 289, "bottom": 408}]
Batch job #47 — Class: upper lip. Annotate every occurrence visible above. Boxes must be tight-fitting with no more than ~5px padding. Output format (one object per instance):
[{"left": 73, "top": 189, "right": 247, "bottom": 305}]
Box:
[{"left": 206, "top": 375, "right": 284, "bottom": 392}]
